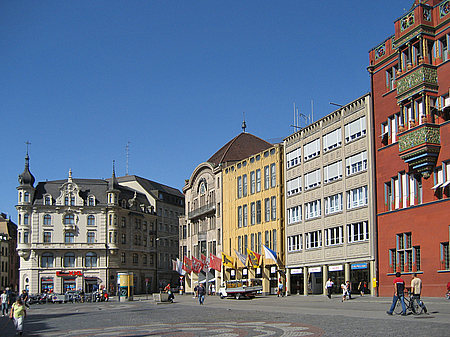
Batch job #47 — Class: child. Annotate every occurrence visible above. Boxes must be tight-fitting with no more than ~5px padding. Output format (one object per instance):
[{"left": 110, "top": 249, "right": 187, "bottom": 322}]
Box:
[{"left": 10, "top": 298, "right": 27, "bottom": 335}]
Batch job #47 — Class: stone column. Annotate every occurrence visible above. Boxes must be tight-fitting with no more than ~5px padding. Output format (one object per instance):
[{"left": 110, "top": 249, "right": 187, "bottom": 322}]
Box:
[
  {"left": 322, "top": 265, "right": 328, "bottom": 296},
  {"left": 370, "top": 260, "right": 376, "bottom": 297},
  {"left": 303, "top": 268, "right": 308, "bottom": 296},
  {"left": 286, "top": 268, "right": 291, "bottom": 296},
  {"left": 345, "top": 263, "right": 350, "bottom": 283}
]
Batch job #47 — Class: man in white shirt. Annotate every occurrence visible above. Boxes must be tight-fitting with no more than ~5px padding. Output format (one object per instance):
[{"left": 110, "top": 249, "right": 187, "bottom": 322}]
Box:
[
  {"left": 411, "top": 273, "right": 427, "bottom": 314},
  {"left": 325, "top": 278, "right": 334, "bottom": 299},
  {"left": 1, "top": 290, "right": 8, "bottom": 316}
]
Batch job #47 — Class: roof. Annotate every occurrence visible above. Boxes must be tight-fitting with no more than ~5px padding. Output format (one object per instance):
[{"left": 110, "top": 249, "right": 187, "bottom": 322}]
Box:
[
  {"left": 207, "top": 132, "right": 273, "bottom": 166},
  {"left": 116, "top": 175, "right": 184, "bottom": 199}
]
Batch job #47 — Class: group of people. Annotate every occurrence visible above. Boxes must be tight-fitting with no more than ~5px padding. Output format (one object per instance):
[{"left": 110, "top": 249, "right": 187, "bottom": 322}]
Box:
[
  {"left": 325, "top": 279, "right": 367, "bottom": 300},
  {"left": 193, "top": 283, "right": 206, "bottom": 305},
  {"left": 386, "top": 272, "right": 427, "bottom": 316},
  {"left": 1, "top": 289, "right": 27, "bottom": 335}
]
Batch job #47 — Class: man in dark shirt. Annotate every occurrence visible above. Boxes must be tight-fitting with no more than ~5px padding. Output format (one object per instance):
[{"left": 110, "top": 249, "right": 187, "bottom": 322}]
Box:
[{"left": 386, "top": 272, "right": 406, "bottom": 315}]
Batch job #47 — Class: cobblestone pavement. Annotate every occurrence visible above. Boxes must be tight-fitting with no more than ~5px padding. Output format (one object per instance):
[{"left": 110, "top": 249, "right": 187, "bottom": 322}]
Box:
[{"left": 1, "top": 294, "right": 449, "bottom": 337}]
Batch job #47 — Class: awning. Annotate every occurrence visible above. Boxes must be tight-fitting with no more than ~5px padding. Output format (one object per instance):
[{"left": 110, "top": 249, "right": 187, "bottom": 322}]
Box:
[
  {"left": 198, "top": 271, "right": 215, "bottom": 283},
  {"left": 432, "top": 182, "right": 442, "bottom": 189},
  {"left": 442, "top": 181, "right": 450, "bottom": 188}
]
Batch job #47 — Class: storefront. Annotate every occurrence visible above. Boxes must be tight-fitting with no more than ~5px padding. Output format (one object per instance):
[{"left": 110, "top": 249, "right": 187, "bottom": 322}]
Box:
[
  {"left": 350, "top": 262, "right": 370, "bottom": 295},
  {"left": 84, "top": 277, "right": 98, "bottom": 293},
  {"left": 308, "top": 267, "right": 322, "bottom": 294},
  {"left": 242, "top": 268, "right": 248, "bottom": 280},
  {"left": 289, "top": 268, "right": 304, "bottom": 295},
  {"left": 328, "top": 265, "right": 344, "bottom": 295},
  {"left": 40, "top": 277, "right": 54, "bottom": 292},
  {"left": 56, "top": 271, "right": 82, "bottom": 293},
  {"left": 268, "top": 265, "right": 277, "bottom": 294}
]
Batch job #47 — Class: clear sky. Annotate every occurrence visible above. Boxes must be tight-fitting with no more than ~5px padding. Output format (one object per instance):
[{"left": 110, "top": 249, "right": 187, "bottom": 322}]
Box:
[{"left": 0, "top": 0, "right": 409, "bottom": 222}]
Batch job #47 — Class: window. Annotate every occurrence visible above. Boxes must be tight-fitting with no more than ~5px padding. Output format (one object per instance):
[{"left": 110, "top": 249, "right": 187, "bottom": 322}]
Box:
[
  {"left": 256, "top": 200, "right": 261, "bottom": 224},
  {"left": 345, "top": 116, "right": 366, "bottom": 142},
  {"left": 242, "top": 174, "right": 248, "bottom": 197},
  {"left": 87, "top": 215, "right": 95, "bottom": 226},
  {"left": 287, "top": 205, "right": 302, "bottom": 224},
  {"left": 121, "top": 253, "right": 126, "bottom": 263},
  {"left": 121, "top": 233, "right": 126, "bottom": 244},
  {"left": 432, "top": 167, "right": 444, "bottom": 198},
  {"left": 250, "top": 171, "right": 255, "bottom": 194},
  {"left": 43, "top": 214, "right": 52, "bottom": 226},
  {"left": 250, "top": 202, "right": 256, "bottom": 225},
  {"left": 305, "top": 169, "right": 321, "bottom": 190},
  {"left": 64, "top": 214, "right": 75, "bottom": 225},
  {"left": 238, "top": 236, "right": 242, "bottom": 254},
  {"left": 288, "top": 234, "right": 302, "bottom": 252},
  {"left": 237, "top": 206, "right": 242, "bottom": 228},
  {"left": 439, "top": 34, "right": 449, "bottom": 62},
  {"left": 143, "top": 254, "right": 147, "bottom": 265},
  {"left": 64, "top": 253, "right": 75, "bottom": 267},
  {"left": 24, "top": 214, "right": 29, "bottom": 225},
  {"left": 273, "top": 229, "right": 277, "bottom": 252},
  {"left": 305, "top": 199, "right": 321, "bottom": 220},
  {"left": 392, "top": 233, "right": 421, "bottom": 273},
  {"left": 256, "top": 169, "right": 261, "bottom": 192},
  {"left": 323, "top": 128, "right": 342, "bottom": 152},
  {"left": 88, "top": 196, "right": 95, "bottom": 206},
  {"left": 386, "top": 65, "right": 397, "bottom": 91},
  {"left": 43, "top": 231, "right": 52, "bottom": 243},
  {"left": 85, "top": 252, "right": 97, "bottom": 267},
  {"left": 271, "top": 196, "right": 276, "bottom": 220},
  {"left": 287, "top": 176, "right": 302, "bottom": 196},
  {"left": 324, "top": 161, "right": 342, "bottom": 183},
  {"left": 270, "top": 164, "right": 276, "bottom": 187},
  {"left": 264, "top": 166, "right": 270, "bottom": 190},
  {"left": 325, "top": 193, "right": 343, "bottom": 215},
  {"left": 133, "top": 253, "right": 138, "bottom": 264},
  {"left": 64, "top": 196, "right": 69, "bottom": 205},
  {"left": 65, "top": 232, "right": 75, "bottom": 243},
  {"left": 325, "top": 226, "right": 343, "bottom": 246},
  {"left": 441, "top": 242, "right": 449, "bottom": 270},
  {"left": 237, "top": 176, "right": 242, "bottom": 199},
  {"left": 44, "top": 196, "right": 51, "bottom": 205},
  {"left": 306, "top": 230, "right": 322, "bottom": 249},
  {"left": 87, "top": 231, "right": 95, "bottom": 243},
  {"left": 121, "top": 217, "right": 126, "bottom": 228},
  {"left": 286, "top": 148, "right": 301, "bottom": 168},
  {"left": 41, "top": 253, "right": 54, "bottom": 268},
  {"left": 347, "top": 221, "right": 369, "bottom": 243},
  {"left": 304, "top": 138, "right": 320, "bottom": 161},
  {"left": 264, "top": 198, "right": 270, "bottom": 222},
  {"left": 385, "top": 181, "right": 393, "bottom": 211},
  {"left": 23, "top": 231, "right": 29, "bottom": 243},
  {"left": 347, "top": 186, "right": 368, "bottom": 209},
  {"left": 243, "top": 204, "right": 248, "bottom": 227},
  {"left": 345, "top": 151, "right": 367, "bottom": 176},
  {"left": 24, "top": 192, "right": 30, "bottom": 202}
]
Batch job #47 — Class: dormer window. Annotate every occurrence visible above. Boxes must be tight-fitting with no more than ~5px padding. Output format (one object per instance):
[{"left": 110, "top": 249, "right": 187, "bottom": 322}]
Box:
[
  {"left": 44, "top": 195, "right": 52, "bottom": 205},
  {"left": 88, "top": 196, "right": 95, "bottom": 206}
]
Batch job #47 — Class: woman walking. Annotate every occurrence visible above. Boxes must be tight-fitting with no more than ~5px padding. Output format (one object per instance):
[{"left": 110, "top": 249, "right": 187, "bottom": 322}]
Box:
[{"left": 10, "top": 298, "right": 27, "bottom": 335}]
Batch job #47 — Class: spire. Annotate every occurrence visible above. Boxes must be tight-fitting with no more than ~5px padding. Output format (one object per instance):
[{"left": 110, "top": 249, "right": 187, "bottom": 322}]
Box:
[
  {"left": 108, "top": 160, "right": 120, "bottom": 191},
  {"left": 242, "top": 112, "right": 247, "bottom": 133},
  {"left": 18, "top": 142, "right": 35, "bottom": 187},
  {"left": 68, "top": 168, "right": 73, "bottom": 182}
]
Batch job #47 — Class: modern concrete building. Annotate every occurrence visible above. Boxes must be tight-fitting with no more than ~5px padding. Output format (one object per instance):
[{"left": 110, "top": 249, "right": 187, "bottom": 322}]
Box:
[
  {"left": 284, "top": 93, "right": 377, "bottom": 296},
  {"left": 16, "top": 154, "right": 183, "bottom": 294},
  {"left": 0, "top": 213, "right": 19, "bottom": 291},
  {"left": 368, "top": 0, "right": 450, "bottom": 296},
  {"left": 222, "top": 140, "right": 284, "bottom": 295}
]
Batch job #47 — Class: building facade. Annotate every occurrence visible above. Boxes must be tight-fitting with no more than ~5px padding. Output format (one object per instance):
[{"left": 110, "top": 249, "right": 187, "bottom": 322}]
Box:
[
  {"left": 16, "top": 154, "right": 183, "bottom": 294},
  {"left": 0, "top": 213, "right": 19, "bottom": 291},
  {"left": 284, "top": 94, "right": 377, "bottom": 296},
  {"left": 368, "top": 0, "right": 450, "bottom": 296},
  {"left": 222, "top": 141, "right": 284, "bottom": 295}
]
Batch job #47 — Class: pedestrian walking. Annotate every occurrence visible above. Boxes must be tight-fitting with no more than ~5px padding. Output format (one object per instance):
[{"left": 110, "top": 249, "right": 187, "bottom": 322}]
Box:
[
  {"left": 277, "top": 278, "right": 283, "bottom": 297},
  {"left": 20, "top": 290, "right": 30, "bottom": 309},
  {"left": 411, "top": 273, "right": 427, "bottom": 313},
  {"left": 193, "top": 285, "right": 198, "bottom": 299},
  {"left": 10, "top": 298, "right": 27, "bottom": 335},
  {"left": 325, "top": 278, "right": 334, "bottom": 299},
  {"left": 345, "top": 281, "right": 352, "bottom": 299},
  {"left": 197, "top": 283, "right": 205, "bottom": 305},
  {"left": 341, "top": 282, "right": 347, "bottom": 302},
  {"left": 1, "top": 290, "right": 9, "bottom": 316},
  {"left": 358, "top": 280, "right": 367, "bottom": 296},
  {"left": 386, "top": 272, "right": 407, "bottom": 316}
]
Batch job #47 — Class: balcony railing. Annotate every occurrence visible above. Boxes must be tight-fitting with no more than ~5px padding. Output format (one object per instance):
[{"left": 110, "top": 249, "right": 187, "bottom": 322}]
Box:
[
  {"left": 396, "top": 63, "right": 438, "bottom": 103},
  {"left": 188, "top": 203, "right": 215, "bottom": 220}
]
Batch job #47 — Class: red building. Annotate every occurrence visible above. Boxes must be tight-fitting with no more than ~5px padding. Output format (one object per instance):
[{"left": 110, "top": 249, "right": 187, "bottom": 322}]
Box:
[{"left": 369, "top": 0, "right": 450, "bottom": 297}]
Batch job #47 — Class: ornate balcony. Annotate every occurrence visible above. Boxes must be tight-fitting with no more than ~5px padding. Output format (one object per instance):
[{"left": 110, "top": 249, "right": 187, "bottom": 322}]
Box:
[
  {"left": 188, "top": 203, "right": 215, "bottom": 220},
  {"left": 398, "top": 123, "right": 440, "bottom": 177},
  {"left": 396, "top": 63, "right": 438, "bottom": 103}
]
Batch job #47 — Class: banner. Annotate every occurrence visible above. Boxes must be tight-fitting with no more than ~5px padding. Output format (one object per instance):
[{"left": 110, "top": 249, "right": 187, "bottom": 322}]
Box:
[
  {"left": 176, "top": 258, "right": 186, "bottom": 275},
  {"left": 247, "top": 248, "right": 261, "bottom": 268},
  {"left": 209, "top": 253, "right": 222, "bottom": 272},
  {"left": 182, "top": 256, "right": 192, "bottom": 273},
  {"left": 263, "top": 245, "right": 277, "bottom": 263},
  {"left": 191, "top": 256, "right": 204, "bottom": 273},
  {"left": 234, "top": 249, "right": 247, "bottom": 266},
  {"left": 222, "top": 253, "right": 234, "bottom": 268}
]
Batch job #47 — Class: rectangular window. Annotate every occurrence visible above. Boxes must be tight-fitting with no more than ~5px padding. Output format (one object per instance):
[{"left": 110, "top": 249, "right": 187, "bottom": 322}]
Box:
[
  {"left": 257, "top": 232, "right": 262, "bottom": 254},
  {"left": 287, "top": 234, "right": 303, "bottom": 252},
  {"left": 325, "top": 193, "right": 343, "bottom": 215},
  {"left": 304, "top": 169, "right": 321, "bottom": 190},
  {"left": 286, "top": 148, "right": 301, "bottom": 169},
  {"left": 270, "top": 163, "right": 276, "bottom": 188},
  {"left": 347, "top": 221, "right": 369, "bottom": 243},
  {"left": 87, "top": 231, "right": 95, "bottom": 243},
  {"left": 238, "top": 236, "right": 242, "bottom": 254},
  {"left": 273, "top": 229, "right": 277, "bottom": 253},
  {"left": 386, "top": 65, "right": 397, "bottom": 91},
  {"left": 324, "top": 160, "right": 342, "bottom": 183},
  {"left": 345, "top": 151, "right": 367, "bottom": 176},
  {"left": 256, "top": 200, "right": 261, "bottom": 224},
  {"left": 287, "top": 176, "right": 302, "bottom": 196},
  {"left": 264, "top": 230, "right": 269, "bottom": 248},
  {"left": 264, "top": 166, "right": 270, "bottom": 190},
  {"left": 264, "top": 198, "right": 270, "bottom": 222},
  {"left": 304, "top": 138, "right": 321, "bottom": 161},
  {"left": 43, "top": 232, "right": 51, "bottom": 243},
  {"left": 305, "top": 230, "right": 322, "bottom": 249},
  {"left": 256, "top": 169, "right": 261, "bottom": 192},
  {"left": 242, "top": 174, "right": 248, "bottom": 197},
  {"left": 271, "top": 196, "right": 276, "bottom": 221},
  {"left": 323, "top": 128, "right": 342, "bottom": 152},
  {"left": 325, "top": 226, "right": 343, "bottom": 246},
  {"left": 250, "top": 171, "right": 255, "bottom": 194},
  {"left": 441, "top": 242, "right": 450, "bottom": 270},
  {"left": 237, "top": 206, "right": 242, "bottom": 228},
  {"left": 251, "top": 233, "right": 255, "bottom": 251},
  {"left": 250, "top": 202, "right": 256, "bottom": 225},
  {"left": 23, "top": 231, "right": 29, "bottom": 244},
  {"left": 345, "top": 116, "right": 367, "bottom": 142},
  {"left": 243, "top": 204, "right": 248, "bottom": 227},
  {"left": 346, "top": 186, "right": 368, "bottom": 209},
  {"left": 287, "top": 205, "right": 302, "bottom": 224},
  {"left": 305, "top": 199, "right": 321, "bottom": 220},
  {"left": 237, "top": 176, "right": 242, "bottom": 199}
]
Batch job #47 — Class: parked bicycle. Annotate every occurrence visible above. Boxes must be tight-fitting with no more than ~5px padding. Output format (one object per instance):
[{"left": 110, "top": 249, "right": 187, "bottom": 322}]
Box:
[{"left": 394, "top": 291, "right": 426, "bottom": 315}]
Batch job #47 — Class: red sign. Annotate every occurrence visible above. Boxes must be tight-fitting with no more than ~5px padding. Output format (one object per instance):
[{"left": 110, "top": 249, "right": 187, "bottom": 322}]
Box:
[{"left": 56, "top": 271, "right": 83, "bottom": 276}]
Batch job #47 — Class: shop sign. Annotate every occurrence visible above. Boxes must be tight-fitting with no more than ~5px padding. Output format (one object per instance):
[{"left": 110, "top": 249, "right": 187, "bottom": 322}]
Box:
[
  {"left": 56, "top": 271, "right": 83, "bottom": 276},
  {"left": 329, "top": 265, "right": 343, "bottom": 272},
  {"left": 291, "top": 268, "right": 302, "bottom": 274},
  {"left": 230, "top": 270, "right": 236, "bottom": 276},
  {"left": 270, "top": 266, "right": 277, "bottom": 274},
  {"left": 351, "top": 263, "right": 368, "bottom": 270},
  {"left": 309, "top": 267, "right": 321, "bottom": 273},
  {"left": 243, "top": 268, "right": 248, "bottom": 276}
]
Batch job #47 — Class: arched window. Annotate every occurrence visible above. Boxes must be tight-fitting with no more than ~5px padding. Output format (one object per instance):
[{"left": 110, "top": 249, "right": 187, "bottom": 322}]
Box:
[
  {"left": 43, "top": 214, "right": 52, "bottom": 226},
  {"left": 64, "top": 214, "right": 74, "bottom": 225},
  {"left": 23, "top": 214, "right": 29, "bottom": 225},
  {"left": 85, "top": 252, "right": 97, "bottom": 268},
  {"left": 41, "top": 253, "right": 54, "bottom": 268},
  {"left": 87, "top": 215, "right": 95, "bottom": 226},
  {"left": 65, "top": 232, "right": 74, "bottom": 243},
  {"left": 24, "top": 192, "right": 30, "bottom": 202},
  {"left": 63, "top": 253, "right": 75, "bottom": 267},
  {"left": 88, "top": 196, "right": 95, "bottom": 206},
  {"left": 44, "top": 195, "right": 52, "bottom": 205}
]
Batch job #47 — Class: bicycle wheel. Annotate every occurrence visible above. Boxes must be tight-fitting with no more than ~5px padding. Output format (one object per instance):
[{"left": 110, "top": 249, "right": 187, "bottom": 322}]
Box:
[
  {"left": 412, "top": 298, "right": 424, "bottom": 315},
  {"left": 394, "top": 298, "right": 405, "bottom": 314}
]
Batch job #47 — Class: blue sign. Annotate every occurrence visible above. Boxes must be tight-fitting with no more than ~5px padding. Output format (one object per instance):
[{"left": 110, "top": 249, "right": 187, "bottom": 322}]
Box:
[{"left": 351, "top": 263, "right": 368, "bottom": 270}]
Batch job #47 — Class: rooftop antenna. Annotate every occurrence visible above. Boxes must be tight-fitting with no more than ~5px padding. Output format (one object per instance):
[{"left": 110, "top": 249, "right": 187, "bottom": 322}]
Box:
[
  {"left": 126, "top": 141, "right": 130, "bottom": 176},
  {"left": 241, "top": 112, "right": 247, "bottom": 133},
  {"left": 311, "top": 99, "right": 314, "bottom": 124}
]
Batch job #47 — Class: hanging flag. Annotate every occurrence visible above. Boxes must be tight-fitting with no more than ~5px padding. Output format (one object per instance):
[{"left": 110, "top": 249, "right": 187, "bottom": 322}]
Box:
[
  {"left": 177, "top": 258, "right": 186, "bottom": 275},
  {"left": 247, "top": 248, "right": 261, "bottom": 268},
  {"left": 209, "top": 253, "right": 222, "bottom": 272},
  {"left": 201, "top": 254, "right": 209, "bottom": 272},
  {"left": 234, "top": 249, "right": 247, "bottom": 266},
  {"left": 263, "top": 245, "right": 278, "bottom": 263},
  {"left": 222, "top": 253, "right": 234, "bottom": 268},
  {"left": 191, "top": 256, "right": 204, "bottom": 273},
  {"left": 172, "top": 259, "right": 177, "bottom": 272},
  {"left": 182, "top": 256, "right": 192, "bottom": 273}
]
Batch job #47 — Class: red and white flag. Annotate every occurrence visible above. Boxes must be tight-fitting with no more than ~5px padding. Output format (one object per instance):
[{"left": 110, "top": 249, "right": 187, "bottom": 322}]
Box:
[
  {"left": 209, "top": 253, "right": 222, "bottom": 272},
  {"left": 201, "top": 254, "right": 209, "bottom": 272},
  {"left": 191, "top": 256, "right": 204, "bottom": 273},
  {"left": 182, "top": 256, "right": 192, "bottom": 273}
]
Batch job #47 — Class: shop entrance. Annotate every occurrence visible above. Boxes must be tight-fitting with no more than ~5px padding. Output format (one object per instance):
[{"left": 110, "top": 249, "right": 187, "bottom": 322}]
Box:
[
  {"left": 289, "top": 273, "right": 304, "bottom": 295},
  {"left": 63, "top": 278, "right": 76, "bottom": 292},
  {"left": 308, "top": 271, "right": 323, "bottom": 294},
  {"left": 328, "top": 270, "right": 344, "bottom": 295},
  {"left": 350, "top": 266, "right": 370, "bottom": 295},
  {"left": 85, "top": 277, "right": 98, "bottom": 293}
]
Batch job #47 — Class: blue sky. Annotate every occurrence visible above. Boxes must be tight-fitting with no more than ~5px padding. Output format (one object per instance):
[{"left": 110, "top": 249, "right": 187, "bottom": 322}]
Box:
[{"left": 0, "top": 1, "right": 408, "bottom": 221}]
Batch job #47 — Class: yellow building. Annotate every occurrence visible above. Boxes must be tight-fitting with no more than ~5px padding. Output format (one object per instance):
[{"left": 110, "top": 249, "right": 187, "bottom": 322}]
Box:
[{"left": 222, "top": 141, "right": 284, "bottom": 295}]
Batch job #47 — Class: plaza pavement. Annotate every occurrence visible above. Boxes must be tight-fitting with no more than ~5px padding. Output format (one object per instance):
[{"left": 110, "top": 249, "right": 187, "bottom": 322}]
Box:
[{"left": 1, "top": 293, "right": 449, "bottom": 336}]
